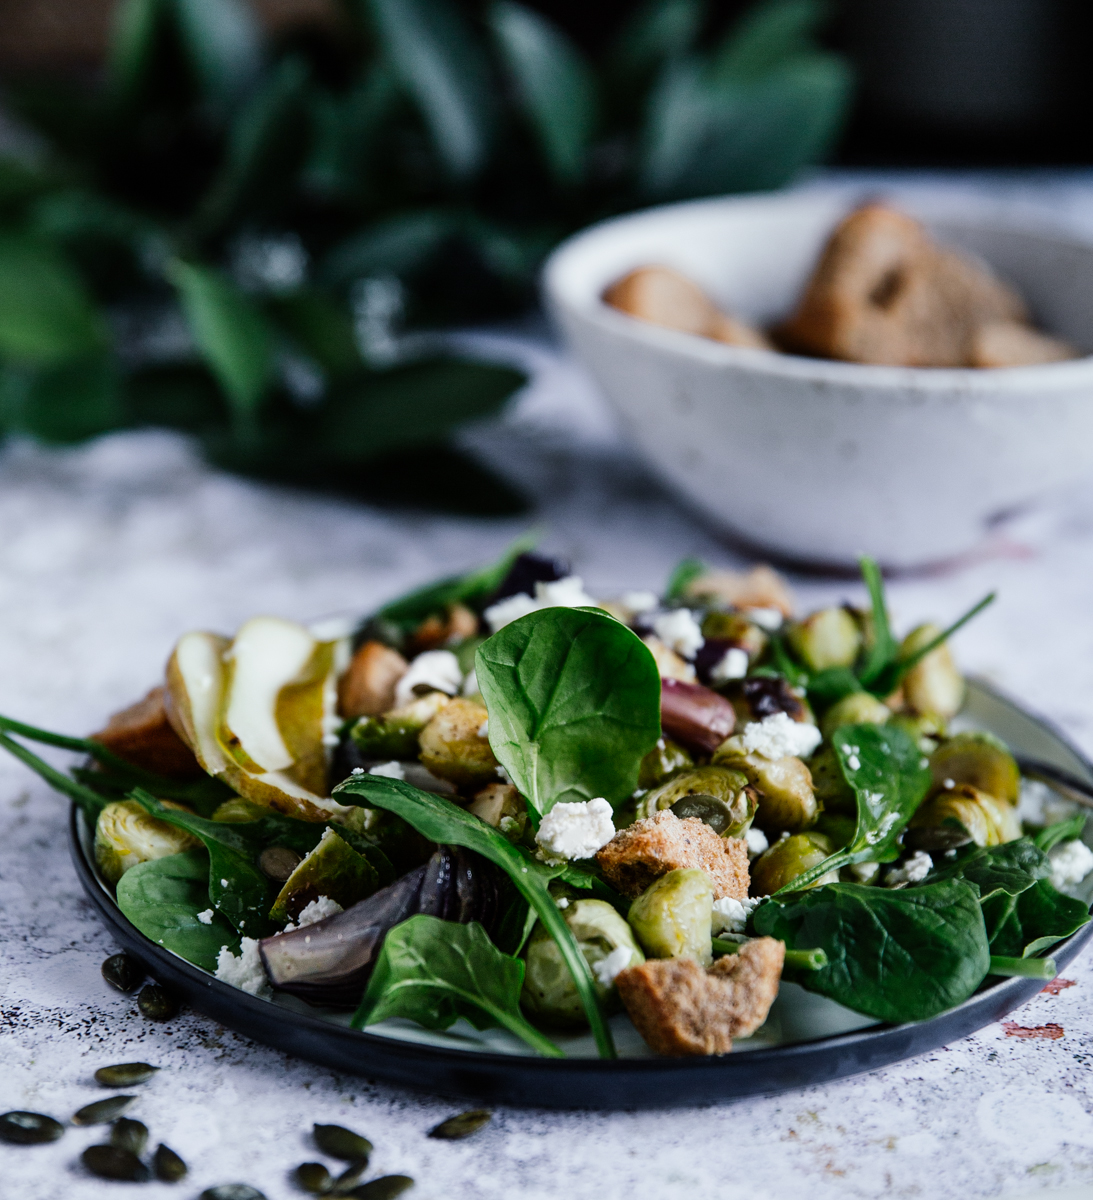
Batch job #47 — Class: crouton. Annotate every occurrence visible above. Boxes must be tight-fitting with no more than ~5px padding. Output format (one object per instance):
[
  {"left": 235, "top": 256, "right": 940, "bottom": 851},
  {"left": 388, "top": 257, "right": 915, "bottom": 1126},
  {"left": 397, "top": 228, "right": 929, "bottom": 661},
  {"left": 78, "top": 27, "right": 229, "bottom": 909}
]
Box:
[
  {"left": 92, "top": 686, "right": 203, "bottom": 779},
  {"left": 596, "top": 810, "right": 749, "bottom": 900},
  {"left": 682, "top": 564, "right": 794, "bottom": 618},
  {"left": 410, "top": 603, "right": 479, "bottom": 653},
  {"left": 615, "top": 937, "right": 785, "bottom": 1055},
  {"left": 338, "top": 640, "right": 408, "bottom": 719},
  {"left": 968, "top": 320, "right": 1078, "bottom": 368}
]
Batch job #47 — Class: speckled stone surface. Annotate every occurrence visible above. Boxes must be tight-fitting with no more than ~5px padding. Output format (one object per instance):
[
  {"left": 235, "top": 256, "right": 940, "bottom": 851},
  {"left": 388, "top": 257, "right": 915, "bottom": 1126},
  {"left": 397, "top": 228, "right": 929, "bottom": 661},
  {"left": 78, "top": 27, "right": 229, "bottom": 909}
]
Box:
[{"left": 5, "top": 175, "right": 1093, "bottom": 1200}]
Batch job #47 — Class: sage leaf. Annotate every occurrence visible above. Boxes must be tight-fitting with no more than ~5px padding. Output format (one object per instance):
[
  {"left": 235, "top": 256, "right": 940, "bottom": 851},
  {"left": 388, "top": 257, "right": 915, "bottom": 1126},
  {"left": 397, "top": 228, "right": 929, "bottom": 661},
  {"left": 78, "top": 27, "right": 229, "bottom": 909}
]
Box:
[
  {"left": 319, "top": 210, "right": 461, "bottom": 289},
  {"left": 610, "top": 0, "right": 703, "bottom": 85},
  {"left": 1, "top": 355, "right": 121, "bottom": 443},
  {"left": 173, "top": 0, "right": 262, "bottom": 116},
  {"left": 710, "top": 0, "right": 830, "bottom": 85},
  {"left": 107, "top": 0, "right": 168, "bottom": 106}
]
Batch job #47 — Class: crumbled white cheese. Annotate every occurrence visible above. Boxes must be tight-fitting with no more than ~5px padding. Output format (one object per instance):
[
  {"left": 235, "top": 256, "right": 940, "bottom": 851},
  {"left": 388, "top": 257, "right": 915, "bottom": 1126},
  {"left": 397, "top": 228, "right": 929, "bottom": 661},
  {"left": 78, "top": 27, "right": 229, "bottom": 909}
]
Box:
[
  {"left": 620, "top": 590, "right": 659, "bottom": 616},
  {"left": 885, "top": 851, "right": 932, "bottom": 888},
  {"left": 536, "top": 797, "right": 615, "bottom": 861},
  {"left": 740, "top": 712, "right": 822, "bottom": 760},
  {"left": 744, "top": 827, "right": 769, "bottom": 858},
  {"left": 1049, "top": 838, "right": 1093, "bottom": 890},
  {"left": 711, "top": 895, "right": 759, "bottom": 936},
  {"left": 351, "top": 766, "right": 365, "bottom": 775},
  {"left": 743, "top": 607, "right": 783, "bottom": 631},
  {"left": 849, "top": 862, "right": 880, "bottom": 883},
  {"left": 461, "top": 668, "right": 479, "bottom": 697},
  {"left": 196, "top": 909, "right": 214, "bottom": 925},
  {"left": 555, "top": 896, "right": 570, "bottom": 909},
  {"left": 297, "top": 895, "right": 344, "bottom": 926},
  {"left": 220, "top": 879, "right": 229, "bottom": 888},
  {"left": 1018, "top": 779, "right": 1080, "bottom": 828},
  {"left": 710, "top": 646, "right": 749, "bottom": 685},
  {"left": 483, "top": 575, "right": 600, "bottom": 632},
  {"left": 368, "top": 760, "right": 405, "bottom": 780},
  {"left": 483, "top": 592, "right": 540, "bottom": 631},
  {"left": 592, "top": 945, "right": 634, "bottom": 988},
  {"left": 394, "top": 649, "right": 463, "bottom": 706},
  {"left": 477, "top": 720, "right": 489, "bottom": 738},
  {"left": 651, "top": 608, "right": 704, "bottom": 660},
  {"left": 215, "top": 937, "right": 271, "bottom": 996},
  {"left": 847, "top": 754, "right": 861, "bottom": 771}
]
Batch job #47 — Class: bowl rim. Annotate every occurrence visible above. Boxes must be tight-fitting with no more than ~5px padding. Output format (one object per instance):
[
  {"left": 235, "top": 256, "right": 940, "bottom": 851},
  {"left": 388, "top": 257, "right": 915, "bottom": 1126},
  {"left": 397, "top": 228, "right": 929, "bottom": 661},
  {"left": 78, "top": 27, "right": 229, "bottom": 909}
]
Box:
[{"left": 542, "top": 189, "right": 1093, "bottom": 395}]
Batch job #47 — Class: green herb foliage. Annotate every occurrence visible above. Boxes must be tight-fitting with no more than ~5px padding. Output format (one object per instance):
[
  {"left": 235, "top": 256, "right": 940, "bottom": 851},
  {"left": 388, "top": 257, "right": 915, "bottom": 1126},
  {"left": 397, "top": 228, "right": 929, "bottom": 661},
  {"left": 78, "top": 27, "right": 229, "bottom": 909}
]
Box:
[
  {"left": 475, "top": 608, "right": 662, "bottom": 816},
  {"left": 353, "top": 914, "right": 562, "bottom": 1057},
  {"left": 754, "top": 879, "right": 991, "bottom": 1022},
  {"left": 1035, "top": 813, "right": 1089, "bottom": 855}
]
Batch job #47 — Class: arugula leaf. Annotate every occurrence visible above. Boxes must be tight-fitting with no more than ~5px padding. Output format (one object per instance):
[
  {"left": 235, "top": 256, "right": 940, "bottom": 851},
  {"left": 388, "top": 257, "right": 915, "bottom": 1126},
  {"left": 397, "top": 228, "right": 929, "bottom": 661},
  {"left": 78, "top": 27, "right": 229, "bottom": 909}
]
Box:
[
  {"left": 773, "top": 723, "right": 931, "bottom": 894},
  {"left": 353, "top": 914, "right": 562, "bottom": 1056},
  {"left": 475, "top": 607, "right": 661, "bottom": 816},
  {"left": 334, "top": 772, "right": 617, "bottom": 1058},
  {"left": 981, "top": 880, "right": 1090, "bottom": 960},
  {"left": 116, "top": 849, "right": 240, "bottom": 972},
  {"left": 855, "top": 556, "right": 897, "bottom": 688},
  {"left": 754, "top": 879, "right": 990, "bottom": 1022},
  {"left": 1035, "top": 813, "right": 1089, "bottom": 854}
]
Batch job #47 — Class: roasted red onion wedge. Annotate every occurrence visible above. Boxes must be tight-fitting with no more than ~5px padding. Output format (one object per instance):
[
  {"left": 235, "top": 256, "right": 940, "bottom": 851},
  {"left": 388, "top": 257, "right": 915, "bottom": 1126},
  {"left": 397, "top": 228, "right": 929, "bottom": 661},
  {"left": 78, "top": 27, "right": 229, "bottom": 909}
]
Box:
[{"left": 660, "top": 678, "right": 735, "bottom": 755}]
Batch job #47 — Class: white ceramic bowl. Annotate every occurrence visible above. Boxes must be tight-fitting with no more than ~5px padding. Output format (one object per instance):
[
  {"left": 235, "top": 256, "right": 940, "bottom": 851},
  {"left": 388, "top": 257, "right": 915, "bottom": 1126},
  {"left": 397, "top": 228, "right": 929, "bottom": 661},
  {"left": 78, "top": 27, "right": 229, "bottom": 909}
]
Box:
[{"left": 543, "top": 191, "right": 1093, "bottom": 568}]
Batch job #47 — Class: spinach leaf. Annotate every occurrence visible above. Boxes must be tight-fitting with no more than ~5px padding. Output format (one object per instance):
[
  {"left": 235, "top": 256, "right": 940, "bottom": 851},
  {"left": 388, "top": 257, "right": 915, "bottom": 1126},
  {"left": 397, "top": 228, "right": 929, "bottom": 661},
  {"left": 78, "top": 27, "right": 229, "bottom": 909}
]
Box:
[
  {"left": 352, "top": 914, "right": 562, "bottom": 1057},
  {"left": 335, "top": 772, "right": 617, "bottom": 1058},
  {"left": 1035, "top": 813, "right": 1089, "bottom": 854},
  {"left": 774, "top": 723, "right": 932, "bottom": 894},
  {"left": 981, "top": 880, "right": 1090, "bottom": 960},
  {"left": 475, "top": 607, "right": 661, "bottom": 815},
  {"left": 926, "top": 837, "right": 1050, "bottom": 896},
  {"left": 754, "top": 879, "right": 990, "bottom": 1022},
  {"left": 855, "top": 556, "right": 898, "bottom": 688},
  {"left": 663, "top": 556, "right": 706, "bottom": 604},
  {"left": 115, "top": 849, "right": 240, "bottom": 972}
]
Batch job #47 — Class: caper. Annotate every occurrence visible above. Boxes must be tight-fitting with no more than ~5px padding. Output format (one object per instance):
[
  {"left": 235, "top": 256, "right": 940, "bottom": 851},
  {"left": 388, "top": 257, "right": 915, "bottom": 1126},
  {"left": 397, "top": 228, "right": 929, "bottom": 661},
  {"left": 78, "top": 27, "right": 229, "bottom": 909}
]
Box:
[
  {"left": 295, "top": 1162, "right": 333, "bottom": 1193},
  {"left": 200, "top": 1187, "right": 268, "bottom": 1200},
  {"left": 259, "top": 846, "right": 303, "bottom": 881},
  {"left": 154, "top": 1142, "right": 188, "bottom": 1182},
  {"left": 0, "top": 1110, "right": 64, "bottom": 1144},
  {"left": 427, "top": 1110, "right": 492, "bottom": 1140},
  {"left": 102, "top": 952, "right": 144, "bottom": 993},
  {"left": 345, "top": 1177, "right": 414, "bottom": 1200},
  {"left": 82, "top": 1143, "right": 152, "bottom": 1182},
  {"left": 110, "top": 1116, "right": 149, "bottom": 1157},
  {"left": 138, "top": 983, "right": 179, "bottom": 1021},
  {"left": 73, "top": 1095, "right": 136, "bottom": 1125},
  {"left": 669, "top": 794, "right": 734, "bottom": 834},
  {"left": 94, "top": 1062, "right": 159, "bottom": 1088},
  {"left": 331, "top": 1160, "right": 369, "bottom": 1193},
  {"left": 313, "top": 1123, "right": 373, "bottom": 1162}
]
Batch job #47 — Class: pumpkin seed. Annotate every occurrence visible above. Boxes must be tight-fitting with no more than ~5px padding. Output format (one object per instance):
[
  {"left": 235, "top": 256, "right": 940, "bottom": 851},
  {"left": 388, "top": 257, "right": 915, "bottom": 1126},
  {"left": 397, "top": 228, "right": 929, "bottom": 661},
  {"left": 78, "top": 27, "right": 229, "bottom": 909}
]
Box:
[
  {"left": 102, "top": 952, "right": 144, "bottom": 993},
  {"left": 427, "top": 1110, "right": 491, "bottom": 1140},
  {"left": 313, "top": 1124, "right": 373, "bottom": 1162},
  {"left": 138, "top": 983, "right": 179, "bottom": 1021},
  {"left": 259, "top": 846, "right": 303, "bottom": 880},
  {"left": 200, "top": 1187, "right": 268, "bottom": 1200},
  {"left": 0, "top": 1111, "right": 64, "bottom": 1145},
  {"left": 330, "top": 1160, "right": 369, "bottom": 1194},
  {"left": 110, "top": 1117, "right": 149, "bottom": 1157},
  {"left": 94, "top": 1062, "right": 159, "bottom": 1088},
  {"left": 153, "top": 1142, "right": 188, "bottom": 1182},
  {"left": 295, "top": 1162, "right": 332, "bottom": 1193},
  {"left": 345, "top": 1176, "right": 414, "bottom": 1200},
  {"left": 82, "top": 1143, "right": 152, "bottom": 1182},
  {"left": 73, "top": 1095, "right": 136, "bottom": 1125}
]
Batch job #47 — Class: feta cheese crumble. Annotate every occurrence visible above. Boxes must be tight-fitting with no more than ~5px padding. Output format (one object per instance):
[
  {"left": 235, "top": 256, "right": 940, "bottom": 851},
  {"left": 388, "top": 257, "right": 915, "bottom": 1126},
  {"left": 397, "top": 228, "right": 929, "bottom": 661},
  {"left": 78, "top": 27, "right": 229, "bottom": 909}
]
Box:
[
  {"left": 462, "top": 668, "right": 479, "bottom": 696},
  {"left": 620, "top": 591, "right": 659, "bottom": 616},
  {"left": 394, "top": 649, "right": 463, "bottom": 706},
  {"left": 849, "top": 862, "right": 880, "bottom": 883},
  {"left": 477, "top": 720, "right": 489, "bottom": 738},
  {"left": 592, "top": 945, "right": 634, "bottom": 987},
  {"left": 740, "top": 712, "right": 822, "bottom": 760},
  {"left": 1049, "top": 838, "right": 1093, "bottom": 890},
  {"left": 710, "top": 646, "right": 749, "bottom": 685},
  {"left": 215, "top": 937, "right": 270, "bottom": 996},
  {"left": 535, "top": 797, "right": 615, "bottom": 861},
  {"left": 283, "top": 895, "right": 345, "bottom": 933},
  {"left": 711, "top": 895, "right": 760, "bottom": 935},
  {"left": 483, "top": 576, "right": 600, "bottom": 632},
  {"left": 651, "top": 608, "right": 704, "bottom": 660},
  {"left": 743, "top": 607, "right": 784, "bottom": 631},
  {"left": 885, "top": 851, "right": 932, "bottom": 888},
  {"left": 846, "top": 753, "right": 861, "bottom": 771},
  {"left": 744, "top": 827, "right": 769, "bottom": 858},
  {"left": 368, "top": 760, "right": 405, "bottom": 780},
  {"left": 196, "top": 909, "right": 214, "bottom": 925}
]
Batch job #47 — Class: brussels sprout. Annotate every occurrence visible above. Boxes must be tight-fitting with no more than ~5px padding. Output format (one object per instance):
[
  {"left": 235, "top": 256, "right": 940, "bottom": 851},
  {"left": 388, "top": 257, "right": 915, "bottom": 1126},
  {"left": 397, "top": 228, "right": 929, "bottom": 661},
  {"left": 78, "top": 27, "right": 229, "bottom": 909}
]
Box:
[
  {"left": 95, "top": 800, "right": 201, "bottom": 885},
  {"left": 212, "top": 797, "right": 271, "bottom": 823},
  {"left": 819, "top": 691, "right": 891, "bottom": 739},
  {"left": 700, "top": 612, "right": 767, "bottom": 659},
  {"left": 750, "top": 832, "right": 835, "bottom": 896},
  {"left": 787, "top": 607, "right": 861, "bottom": 672},
  {"left": 808, "top": 744, "right": 856, "bottom": 814},
  {"left": 888, "top": 711, "right": 947, "bottom": 753},
  {"left": 637, "top": 738, "right": 694, "bottom": 790},
  {"left": 900, "top": 624, "right": 966, "bottom": 718},
  {"left": 349, "top": 692, "right": 450, "bottom": 760},
  {"left": 627, "top": 869, "right": 713, "bottom": 965},
  {"left": 713, "top": 744, "right": 818, "bottom": 832},
  {"left": 908, "top": 784, "right": 1021, "bottom": 849},
  {"left": 418, "top": 698, "right": 499, "bottom": 789},
  {"left": 467, "top": 783, "right": 527, "bottom": 843},
  {"left": 269, "top": 827, "right": 379, "bottom": 923},
  {"left": 812, "top": 812, "right": 856, "bottom": 848},
  {"left": 635, "top": 766, "right": 754, "bottom": 836},
  {"left": 521, "top": 900, "right": 644, "bottom": 1027},
  {"left": 929, "top": 731, "right": 1020, "bottom": 805}
]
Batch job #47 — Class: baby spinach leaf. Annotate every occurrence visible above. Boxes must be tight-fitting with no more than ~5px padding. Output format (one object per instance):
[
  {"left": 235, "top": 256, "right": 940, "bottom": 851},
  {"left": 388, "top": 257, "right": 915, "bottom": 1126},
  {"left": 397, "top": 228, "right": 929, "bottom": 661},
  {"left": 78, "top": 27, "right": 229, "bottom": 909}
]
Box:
[
  {"left": 663, "top": 556, "right": 706, "bottom": 604},
  {"left": 335, "top": 772, "right": 617, "bottom": 1058},
  {"left": 926, "top": 837, "right": 1050, "bottom": 897},
  {"left": 774, "top": 723, "right": 931, "bottom": 894},
  {"left": 353, "top": 914, "right": 562, "bottom": 1057},
  {"left": 981, "top": 879, "right": 1090, "bottom": 960},
  {"left": 754, "top": 879, "right": 990, "bottom": 1022},
  {"left": 1035, "top": 813, "right": 1089, "bottom": 855},
  {"left": 475, "top": 607, "right": 661, "bottom": 815},
  {"left": 115, "top": 849, "right": 240, "bottom": 972}
]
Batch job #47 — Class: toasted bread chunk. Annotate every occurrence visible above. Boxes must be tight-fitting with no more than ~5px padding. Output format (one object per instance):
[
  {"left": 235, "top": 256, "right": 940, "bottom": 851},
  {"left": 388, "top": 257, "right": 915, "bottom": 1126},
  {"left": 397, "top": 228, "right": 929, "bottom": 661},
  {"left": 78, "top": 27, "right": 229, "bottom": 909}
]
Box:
[
  {"left": 968, "top": 320, "right": 1078, "bottom": 368},
  {"left": 410, "top": 603, "right": 479, "bottom": 653},
  {"left": 683, "top": 564, "right": 794, "bottom": 617},
  {"left": 92, "top": 686, "right": 203, "bottom": 779},
  {"left": 338, "top": 640, "right": 408, "bottom": 719},
  {"left": 615, "top": 937, "right": 785, "bottom": 1055},
  {"left": 596, "top": 810, "right": 749, "bottom": 900}
]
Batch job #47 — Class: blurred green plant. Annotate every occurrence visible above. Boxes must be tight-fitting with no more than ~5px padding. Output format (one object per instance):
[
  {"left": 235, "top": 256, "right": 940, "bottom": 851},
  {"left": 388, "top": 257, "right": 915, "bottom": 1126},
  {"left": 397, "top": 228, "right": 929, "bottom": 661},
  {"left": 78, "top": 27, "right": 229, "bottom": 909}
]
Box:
[{"left": 0, "top": 0, "right": 851, "bottom": 511}]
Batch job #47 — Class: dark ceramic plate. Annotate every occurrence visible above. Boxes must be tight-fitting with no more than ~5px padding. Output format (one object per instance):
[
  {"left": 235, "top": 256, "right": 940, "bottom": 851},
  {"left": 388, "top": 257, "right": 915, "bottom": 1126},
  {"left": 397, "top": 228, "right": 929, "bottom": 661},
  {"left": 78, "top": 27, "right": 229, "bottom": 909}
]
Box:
[{"left": 70, "top": 681, "right": 1093, "bottom": 1110}]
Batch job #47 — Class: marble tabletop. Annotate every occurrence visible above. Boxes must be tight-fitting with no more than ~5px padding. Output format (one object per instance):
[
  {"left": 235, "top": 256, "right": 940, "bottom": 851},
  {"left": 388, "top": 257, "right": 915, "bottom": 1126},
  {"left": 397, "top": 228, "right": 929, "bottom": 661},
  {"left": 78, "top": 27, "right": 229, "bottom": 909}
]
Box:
[{"left": 6, "top": 173, "right": 1093, "bottom": 1200}]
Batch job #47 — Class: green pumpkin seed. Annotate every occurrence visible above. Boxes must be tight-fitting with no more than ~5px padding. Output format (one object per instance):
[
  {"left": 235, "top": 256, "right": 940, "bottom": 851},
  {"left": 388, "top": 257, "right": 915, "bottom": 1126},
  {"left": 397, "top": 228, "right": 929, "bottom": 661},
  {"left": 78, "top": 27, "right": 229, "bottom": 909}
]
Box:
[
  {"left": 313, "top": 1124, "right": 373, "bottom": 1162},
  {"left": 94, "top": 1062, "right": 159, "bottom": 1088},
  {"left": 200, "top": 1187, "right": 268, "bottom": 1200},
  {"left": 138, "top": 983, "right": 179, "bottom": 1021},
  {"left": 153, "top": 1143, "right": 188, "bottom": 1182},
  {"left": 295, "top": 1162, "right": 332, "bottom": 1193},
  {"left": 82, "top": 1143, "right": 152, "bottom": 1182},
  {"left": 110, "top": 1117, "right": 148, "bottom": 1157},
  {"left": 102, "top": 952, "right": 144, "bottom": 993},
  {"left": 259, "top": 846, "right": 303, "bottom": 880},
  {"left": 0, "top": 1111, "right": 64, "bottom": 1145},
  {"left": 345, "top": 1176, "right": 414, "bottom": 1200},
  {"left": 73, "top": 1095, "right": 136, "bottom": 1125},
  {"left": 330, "top": 1160, "right": 369, "bottom": 1194},
  {"left": 427, "top": 1110, "right": 491, "bottom": 1140}
]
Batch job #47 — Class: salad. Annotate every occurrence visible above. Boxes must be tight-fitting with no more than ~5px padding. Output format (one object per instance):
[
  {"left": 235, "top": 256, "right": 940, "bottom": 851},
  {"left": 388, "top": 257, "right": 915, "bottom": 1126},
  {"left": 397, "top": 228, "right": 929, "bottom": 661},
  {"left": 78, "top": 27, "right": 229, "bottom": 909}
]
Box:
[{"left": 3, "top": 543, "right": 1092, "bottom": 1060}]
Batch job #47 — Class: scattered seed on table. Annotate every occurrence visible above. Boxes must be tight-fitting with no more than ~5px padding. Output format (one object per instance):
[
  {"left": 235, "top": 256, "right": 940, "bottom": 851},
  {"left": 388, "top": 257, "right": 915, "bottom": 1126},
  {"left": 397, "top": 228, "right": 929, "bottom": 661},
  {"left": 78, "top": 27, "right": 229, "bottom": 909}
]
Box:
[
  {"left": 330, "top": 1160, "right": 369, "bottom": 1193},
  {"left": 0, "top": 1111, "right": 64, "bottom": 1145},
  {"left": 345, "top": 1176, "right": 414, "bottom": 1200},
  {"left": 102, "top": 953, "right": 144, "bottom": 993},
  {"left": 138, "top": 983, "right": 179, "bottom": 1021},
  {"left": 73, "top": 1095, "right": 136, "bottom": 1125},
  {"left": 313, "top": 1124, "right": 373, "bottom": 1162},
  {"left": 153, "top": 1143, "right": 188, "bottom": 1182},
  {"left": 200, "top": 1186, "right": 268, "bottom": 1200},
  {"left": 94, "top": 1062, "right": 159, "bottom": 1088},
  {"left": 295, "top": 1162, "right": 333, "bottom": 1194},
  {"left": 427, "top": 1110, "right": 491, "bottom": 1140},
  {"left": 82, "top": 1144, "right": 152, "bottom": 1182},
  {"left": 110, "top": 1117, "right": 149, "bottom": 1157}
]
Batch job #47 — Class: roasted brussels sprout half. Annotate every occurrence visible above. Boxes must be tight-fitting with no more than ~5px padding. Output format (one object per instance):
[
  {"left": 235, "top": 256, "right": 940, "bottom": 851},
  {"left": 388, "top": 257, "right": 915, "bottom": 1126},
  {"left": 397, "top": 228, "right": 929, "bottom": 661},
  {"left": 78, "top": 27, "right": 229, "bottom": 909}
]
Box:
[
  {"left": 348, "top": 692, "right": 450, "bottom": 761},
  {"left": 418, "top": 698, "right": 499, "bottom": 789},
  {"left": 637, "top": 738, "right": 694, "bottom": 790},
  {"left": 627, "top": 868, "right": 714, "bottom": 965},
  {"left": 750, "top": 832, "right": 835, "bottom": 896},
  {"left": 700, "top": 611, "right": 767, "bottom": 659},
  {"left": 820, "top": 691, "right": 891, "bottom": 739},
  {"left": 888, "top": 711, "right": 947, "bottom": 754},
  {"left": 521, "top": 900, "right": 643, "bottom": 1027},
  {"left": 929, "top": 731, "right": 1020, "bottom": 805},
  {"left": 900, "top": 624, "right": 965, "bottom": 718},
  {"left": 712, "top": 744, "right": 818, "bottom": 832},
  {"left": 908, "top": 784, "right": 1021, "bottom": 850},
  {"left": 635, "top": 766, "right": 754, "bottom": 836},
  {"left": 269, "top": 827, "right": 379, "bottom": 923},
  {"left": 808, "top": 744, "right": 856, "bottom": 814},
  {"left": 787, "top": 607, "right": 861, "bottom": 672},
  {"left": 467, "top": 783, "right": 527, "bottom": 843},
  {"left": 95, "top": 800, "right": 201, "bottom": 885},
  {"left": 211, "top": 797, "right": 271, "bottom": 823}
]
